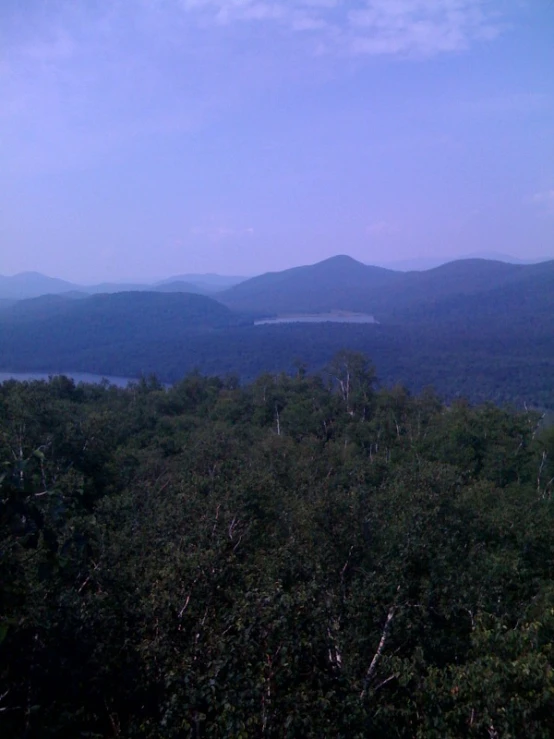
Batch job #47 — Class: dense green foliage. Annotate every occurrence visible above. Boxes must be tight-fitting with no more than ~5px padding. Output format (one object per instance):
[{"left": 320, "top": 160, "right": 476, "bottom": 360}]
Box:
[
  {"left": 2, "top": 356, "right": 554, "bottom": 737},
  {"left": 2, "top": 318, "right": 553, "bottom": 408}
]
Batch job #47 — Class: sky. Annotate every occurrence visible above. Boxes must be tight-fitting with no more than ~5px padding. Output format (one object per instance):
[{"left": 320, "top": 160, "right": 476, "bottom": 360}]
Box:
[{"left": 1, "top": 0, "right": 553, "bottom": 282}]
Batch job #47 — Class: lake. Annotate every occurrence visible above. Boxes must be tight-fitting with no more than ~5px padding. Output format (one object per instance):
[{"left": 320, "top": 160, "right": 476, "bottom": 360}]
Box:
[
  {"left": 0, "top": 371, "right": 134, "bottom": 387},
  {"left": 255, "top": 312, "right": 377, "bottom": 325}
]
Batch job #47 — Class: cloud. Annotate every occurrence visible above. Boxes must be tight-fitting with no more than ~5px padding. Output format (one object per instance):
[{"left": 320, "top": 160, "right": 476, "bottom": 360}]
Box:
[
  {"left": 174, "top": 0, "right": 505, "bottom": 56},
  {"left": 347, "top": 0, "right": 502, "bottom": 56},
  {"left": 0, "top": 0, "right": 510, "bottom": 175}
]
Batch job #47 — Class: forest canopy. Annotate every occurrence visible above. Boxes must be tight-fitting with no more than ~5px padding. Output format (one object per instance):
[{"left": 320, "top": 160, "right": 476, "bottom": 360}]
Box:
[{"left": 1, "top": 355, "right": 554, "bottom": 737}]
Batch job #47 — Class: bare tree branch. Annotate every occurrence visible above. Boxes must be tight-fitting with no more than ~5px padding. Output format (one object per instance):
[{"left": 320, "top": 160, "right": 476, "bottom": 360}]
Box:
[{"left": 360, "top": 605, "right": 396, "bottom": 699}]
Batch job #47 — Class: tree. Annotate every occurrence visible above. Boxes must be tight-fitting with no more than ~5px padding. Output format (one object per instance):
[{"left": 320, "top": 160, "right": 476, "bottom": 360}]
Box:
[{"left": 326, "top": 350, "right": 376, "bottom": 419}]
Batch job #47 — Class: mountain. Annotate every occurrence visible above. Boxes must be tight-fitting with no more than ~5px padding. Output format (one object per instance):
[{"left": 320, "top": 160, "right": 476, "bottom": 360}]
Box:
[
  {"left": 0, "top": 271, "right": 248, "bottom": 301},
  {"left": 219, "top": 255, "right": 554, "bottom": 321},
  {"left": 378, "top": 252, "right": 551, "bottom": 271},
  {"left": 1, "top": 257, "right": 554, "bottom": 407},
  {"left": 377, "top": 259, "right": 527, "bottom": 321},
  {"left": 0, "top": 273, "right": 158, "bottom": 300},
  {"left": 0, "top": 294, "right": 79, "bottom": 323},
  {"left": 152, "top": 281, "right": 213, "bottom": 295},
  {"left": 0, "top": 290, "right": 236, "bottom": 331},
  {"left": 461, "top": 251, "right": 550, "bottom": 264},
  {"left": 156, "top": 273, "right": 247, "bottom": 290},
  {"left": 220, "top": 255, "right": 400, "bottom": 315},
  {"left": 83, "top": 282, "right": 151, "bottom": 294},
  {"left": 399, "top": 261, "right": 554, "bottom": 336},
  {"left": 0, "top": 291, "right": 242, "bottom": 376},
  {"left": 0, "top": 272, "right": 77, "bottom": 300},
  {"left": 77, "top": 281, "right": 212, "bottom": 296}
]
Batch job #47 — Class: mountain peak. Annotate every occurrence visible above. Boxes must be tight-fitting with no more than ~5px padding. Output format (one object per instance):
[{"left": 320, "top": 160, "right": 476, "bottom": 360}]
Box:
[{"left": 318, "top": 254, "right": 365, "bottom": 267}]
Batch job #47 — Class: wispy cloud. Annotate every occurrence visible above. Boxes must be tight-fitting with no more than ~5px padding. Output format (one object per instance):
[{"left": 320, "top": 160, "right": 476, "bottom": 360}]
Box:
[
  {"left": 174, "top": 0, "right": 505, "bottom": 56},
  {"left": 0, "top": 0, "right": 511, "bottom": 176},
  {"left": 347, "top": 0, "right": 502, "bottom": 56}
]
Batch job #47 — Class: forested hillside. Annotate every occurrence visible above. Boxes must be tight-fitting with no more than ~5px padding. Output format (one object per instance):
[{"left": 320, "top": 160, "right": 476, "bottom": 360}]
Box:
[
  {"left": 1, "top": 257, "right": 554, "bottom": 408},
  {"left": 219, "top": 255, "right": 399, "bottom": 315},
  {"left": 2, "top": 321, "right": 552, "bottom": 409},
  {"left": 0, "top": 291, "right": 236, "bottom": 331},
  {"left": 219, "top": 256, "right": 554, "bottom": 320},
  {"left": 2, "top": 359, "right": 554, "bottom": 737},
  {"left": 0, "top": 299, "right": 16, "bottom": 314},
  {"left": 0, "top": 291, "right": 243, "bottom": 373}
]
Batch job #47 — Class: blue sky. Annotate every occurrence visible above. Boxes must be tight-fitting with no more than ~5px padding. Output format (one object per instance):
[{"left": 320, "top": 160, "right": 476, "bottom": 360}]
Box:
[{"left": 1, "top": 0, "right": 553, "bottom": 281}]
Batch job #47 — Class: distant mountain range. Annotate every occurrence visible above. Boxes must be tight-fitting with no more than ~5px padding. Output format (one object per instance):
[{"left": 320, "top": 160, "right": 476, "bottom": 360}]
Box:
[
  {"left": 377, "top": 252, "right": 550, "bottom": 271},
  {"left": 218, "top": 254, "right": 554, "bottom": 321},
  {"left": 1, "top": 253, "right": 550, "bottom": 300},
  {"left": 2, "top": 255, "right": 553, "bottom": 336},
  {"left": 1, "top": 255, "right": 553, "bottom": 407},
  {"left": 156, "top": 273, "right": 247, "bottom": 289},
  {"left": 0, "top": 271, "right": 247, "bottom": 301}
]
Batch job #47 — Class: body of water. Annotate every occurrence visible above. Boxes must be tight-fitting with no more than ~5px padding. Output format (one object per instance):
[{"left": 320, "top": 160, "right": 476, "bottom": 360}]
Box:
[
  {"left": 0, "top": 371, "right": 134, "bottom": 387},
  {"left": 255, "top": 312, "right": 377, "bottom": 325}
]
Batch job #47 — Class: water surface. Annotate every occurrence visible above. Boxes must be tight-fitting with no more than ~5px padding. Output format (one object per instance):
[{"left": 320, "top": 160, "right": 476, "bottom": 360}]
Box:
[{"left": 255, "top": 312, "right": 377, "bottom": 325}]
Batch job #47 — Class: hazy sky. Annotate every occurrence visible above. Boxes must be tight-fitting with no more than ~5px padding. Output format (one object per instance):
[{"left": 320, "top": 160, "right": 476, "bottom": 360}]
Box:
[{"left": 1, "top": 0, "right": 553, "bottom": 281}]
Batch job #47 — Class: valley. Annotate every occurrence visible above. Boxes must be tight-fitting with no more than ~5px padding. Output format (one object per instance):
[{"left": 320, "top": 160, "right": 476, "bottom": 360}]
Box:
[{"left": 0, "top": 255, "right": 553, "bottom": 408}]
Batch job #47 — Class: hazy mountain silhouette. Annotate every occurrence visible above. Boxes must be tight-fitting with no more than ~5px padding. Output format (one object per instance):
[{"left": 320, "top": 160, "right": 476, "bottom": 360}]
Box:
[
  {"left": 152, "top": 281, "right": 213, "bottom": 295},
  {"left": 378, "top": 252, "right": 550, "bottom": 271},
  {"left": 4, "top": 256, "right": 549, "bottom": 304},
  {"left": 220, "top": 255, "right": 400, "bottom": 315},
  {"left": 84, "top": 281, "right": 211, "bottom": 296},
  {"left": 156, "top": 274, "right": 246, "bottom": 290},
  {"left": 392, "top": 261, "right": 554, "bottom": 334},
  {"left": 3, "top": 257, "right": 552, "bottom": 327},
  {"left": 219, "top": 255, "right": 554, "bottom": 320},
  {"left": 0, "top": 272, "right": 247, "bottom": 301},
  {"left": 1, "top": 258, "right": 553, "bottom": 406},
  {"left": 0, "top": 272, "right": 77, "bottom": 300}
]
